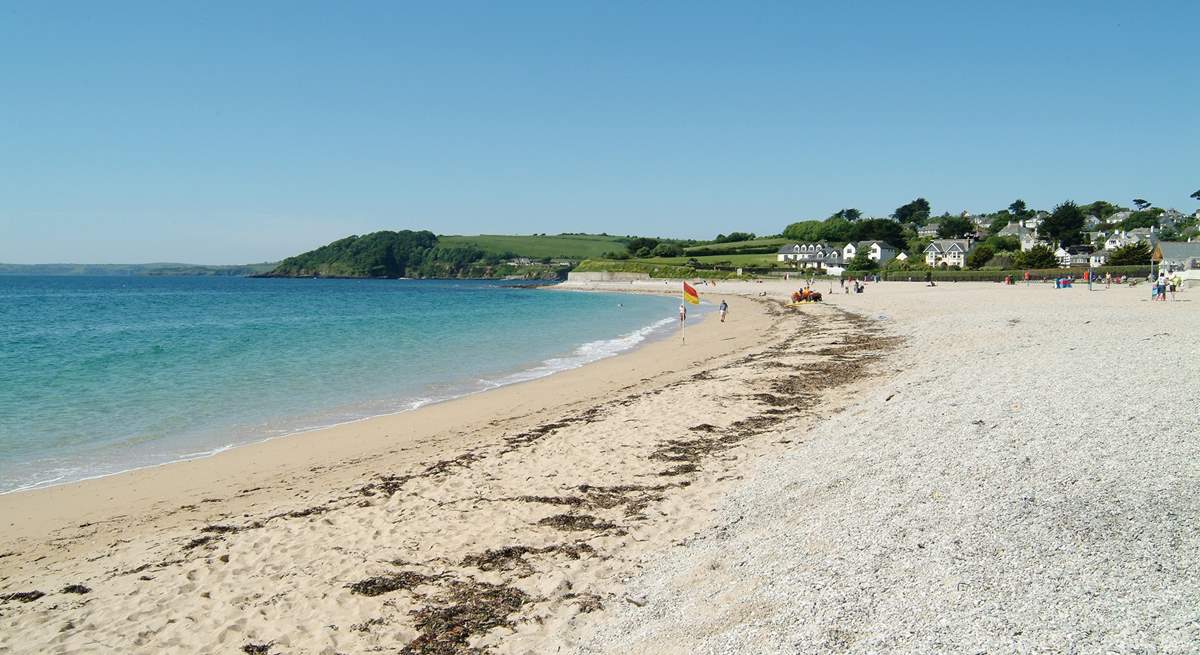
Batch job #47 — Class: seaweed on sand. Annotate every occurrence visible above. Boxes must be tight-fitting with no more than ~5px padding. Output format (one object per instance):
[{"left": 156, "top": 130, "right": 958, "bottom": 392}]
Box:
[
  {"left": 461, "top": 542, "right": 595, "bottom": 574},
  {"left": 347, "top": 571, "right": 436, "bottom": 597},
  {"left": 563, "top": 592, "right": 605, "bottom": 613},
  {"left": 659, "top": 464, "right": 699, "bottom": 476},
  {"left": 400, "top": 580, "right": 529, "bottom": 655},
  {"left": 537, "top": 514, "right": 615, "bottom": 532},
  {"left": 0, "top": 590, "right": 44, "bottom": 603}
]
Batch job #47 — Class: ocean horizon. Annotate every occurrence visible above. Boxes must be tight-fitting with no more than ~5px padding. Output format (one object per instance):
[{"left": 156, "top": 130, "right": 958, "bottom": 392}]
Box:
[{"left": 0, "top": 276, "right": 695, "bottom": 494}]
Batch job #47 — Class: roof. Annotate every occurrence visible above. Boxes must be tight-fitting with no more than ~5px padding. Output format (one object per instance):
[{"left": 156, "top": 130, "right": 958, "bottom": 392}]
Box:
[
  {"left": 849, "top": 240, "right": 896, "bottom": 251},
  {"left": 1155, "top": 242, "right": 1200, "bottom": 261},
  {"left": 997, "top": 222, "right": 1032, "bottom": 237},
  {"left": 924, "top": 239, "right": 973, "bottom": 253}
]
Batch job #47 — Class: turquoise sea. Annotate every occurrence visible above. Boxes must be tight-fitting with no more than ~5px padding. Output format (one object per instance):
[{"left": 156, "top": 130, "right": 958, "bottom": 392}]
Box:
[{"left": 0, "top": 277, "right": 690, "bottom": 494}]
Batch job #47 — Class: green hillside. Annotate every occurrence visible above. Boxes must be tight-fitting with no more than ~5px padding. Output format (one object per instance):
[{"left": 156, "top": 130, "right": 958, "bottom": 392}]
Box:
[
  {"left": 634, "top": 253, "right": 781, "bottom": 267},
  {"left": 682, "top": 237, "right": 788, "bottom": 256},
  {"left": 438, "top": 234, "right": 626, "bottom": 260},
  {"left": 264, "top": 230, "right": 571, "bottom": 279}
]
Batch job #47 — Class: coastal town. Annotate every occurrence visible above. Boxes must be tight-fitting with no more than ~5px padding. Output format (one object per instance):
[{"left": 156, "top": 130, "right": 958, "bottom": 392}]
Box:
[{"left": 770, "top": 200, "right": 1200, "bottom": 280}]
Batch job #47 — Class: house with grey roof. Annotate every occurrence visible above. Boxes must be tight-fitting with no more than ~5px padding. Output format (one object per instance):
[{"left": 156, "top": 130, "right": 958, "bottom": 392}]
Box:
[
  {"left": 1105, "top": 228, "right": 1157, "bottom": 252},
  {"left": 1089, "top": 250, "right": 1111, "bottom": 267},
  {"left": 917, "top": 221, "right": 941, "bottom": 238},
  {"left": 842, "top": 241, "right": 897, "bottom": 265},
  {"left": 1153, "top": 242, "right": 1200, "bottom": 272},
  {"left": 997, "top": 222, "right": 1039, "bottom": 251},
  {"left": 924, "top": 239, "right": 975, "bottom": 268},
  {"left": 776, "top": 242, "right": 843, "bottom": 270}
]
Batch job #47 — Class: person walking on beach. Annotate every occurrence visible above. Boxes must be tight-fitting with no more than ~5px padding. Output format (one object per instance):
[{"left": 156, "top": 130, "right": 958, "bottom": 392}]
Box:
[{"left": 719, "top": 300, "right": 728, "bottom": 323}]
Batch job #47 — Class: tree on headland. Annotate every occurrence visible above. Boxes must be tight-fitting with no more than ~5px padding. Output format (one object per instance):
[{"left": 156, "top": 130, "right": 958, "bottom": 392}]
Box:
[
  {"left": 987, "top": 211, "right": 1013, "bottom": 235},
  {"left": 936, "top": 215, "right": 975, "bottom": 239},
  {"left": 820, "top": 217, "right": 855, "bottom": 243},
  {"left": 965, "top": 245, "right": 995, "bottom": 270},
  {"left": 1008, "top": 199, "right": 1029, "bottom": 219},
  {"left": 830, "top": 208, "right": 863, "bottom": 221},
  {"left": 1120, "top": 210, "right": 1162, "bottom": 231},
  {"left": 1039, "top": 201, "right": 1086, "bottom": 246},
  {"left": 782, "top": 217, "right": 905, "bottom": 249},
  {"left": 852, "top": 219, "right": 906, "bottom": 248},
  {"left": 1080, "top": 200, "right": 1123, "bottom": 222},
  {"left": 1013, "top": 244, "right": 1059, "bottom": 269},
  {"left": 1108, "top": 242, "right": 1152, "bottom": 266},
  {"left": 625, "top": 237, "right": 659, "bottom": 257},
  {"left": 893, "top": 198, "right": 931, "bottom": 225},
  {"left": 847, "top": 252, "right": 877, "bottom": 271},
  {"left": 782, "top": 220, "right": 825, "bottom": 242},
  {"left": 651, "top": 243, "right": 684, "bottom": 257},
  {"left": 1190, "top": 189, "right": 1200, "bottom": 202},
  {"left": 268, "top": 230, "right": 460, "bottom": 277},
  {"left": 712, "top": 232, "right": 756, "bottom": 243},
  {"left": 1133, "top": 198, "right": 1152, "bottom": 211}
]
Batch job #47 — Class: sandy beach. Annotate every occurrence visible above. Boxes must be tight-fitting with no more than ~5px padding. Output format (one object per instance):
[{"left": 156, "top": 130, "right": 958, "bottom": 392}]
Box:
[{"left": 1, "top": 279, "right": 1197, "bottom": 653}]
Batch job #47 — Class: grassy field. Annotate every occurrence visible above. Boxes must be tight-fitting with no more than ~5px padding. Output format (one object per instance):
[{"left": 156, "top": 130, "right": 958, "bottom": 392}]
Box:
[
  {"left": 682, "top": 237, "right": 787, "bottom": 254},
  {"left": 573, "top": 260, "right": 739, "bottom": 279},
  {"left": 438, "top": 234, "right": 626, "bottom": 260},
  {"left": 631, "top": 253, "right": 784, "bottom": 267}
]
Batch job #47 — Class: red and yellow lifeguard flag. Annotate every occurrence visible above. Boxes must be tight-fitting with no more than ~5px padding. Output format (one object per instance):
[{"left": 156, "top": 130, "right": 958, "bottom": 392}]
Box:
[{"left": 682, "top": 281, "right": 700, "bottom": 305}]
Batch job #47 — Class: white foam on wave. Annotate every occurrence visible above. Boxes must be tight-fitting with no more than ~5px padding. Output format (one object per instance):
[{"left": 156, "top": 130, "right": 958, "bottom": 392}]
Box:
[
  {"left": 484, "top": 316, "right": 677, "bottom": 387},
  {"left": 0, "top": 313, "right": 683, "bottom": 495}
]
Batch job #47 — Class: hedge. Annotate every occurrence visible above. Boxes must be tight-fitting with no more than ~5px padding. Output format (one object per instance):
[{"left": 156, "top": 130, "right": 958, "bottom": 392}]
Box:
[
  {"left": 573, "top": 259, "right": 739, "bottom": 279},
  {"left": 841, "top": 265, "right": 1152, "bottom": 282}
]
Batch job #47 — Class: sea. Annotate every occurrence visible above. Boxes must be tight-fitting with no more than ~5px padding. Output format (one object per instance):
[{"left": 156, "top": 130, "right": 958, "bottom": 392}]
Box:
[{"left": 0, "top": 276, "right": 694, "bottom": 494}]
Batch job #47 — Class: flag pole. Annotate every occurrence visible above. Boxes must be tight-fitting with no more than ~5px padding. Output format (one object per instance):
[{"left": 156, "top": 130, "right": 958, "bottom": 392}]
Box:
[{"left": 680, "top": 282, "right": 686, "bottom": 344}]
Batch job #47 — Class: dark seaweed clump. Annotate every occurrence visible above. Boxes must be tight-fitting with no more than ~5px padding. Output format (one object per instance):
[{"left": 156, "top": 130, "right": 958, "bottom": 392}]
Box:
[{"left": 347, "top": 571, "right": 435, "bottom": 597}]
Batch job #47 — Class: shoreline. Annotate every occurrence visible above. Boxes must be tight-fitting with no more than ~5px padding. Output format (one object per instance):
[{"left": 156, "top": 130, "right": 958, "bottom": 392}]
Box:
[
  {"left": 0, "top": 282, "right": 888, "bottom": 654},
  {"left": 0, "top": 287, "right": 757, "bottom": 550},
  {"left": 0, "top": 289, "right": 692, "bottom": 497}
]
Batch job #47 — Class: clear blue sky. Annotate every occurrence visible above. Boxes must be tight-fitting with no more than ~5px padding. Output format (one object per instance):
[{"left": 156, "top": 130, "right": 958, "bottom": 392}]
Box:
[{"left": 1, "top": 1, "right": 1196, "bottom": 264}]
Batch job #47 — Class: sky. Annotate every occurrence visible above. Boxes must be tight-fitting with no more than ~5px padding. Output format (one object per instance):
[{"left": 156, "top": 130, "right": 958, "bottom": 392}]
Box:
[{"left": 1, "top": 1, "right": 1197, "bottom": 264}]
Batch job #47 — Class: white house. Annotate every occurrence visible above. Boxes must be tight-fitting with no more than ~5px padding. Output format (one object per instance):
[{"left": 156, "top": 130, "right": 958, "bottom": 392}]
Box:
[
  {"left": 1022, "top": 212, "right": 1048, "bottom": 230},
  {"left": 776, "top": 243, "right": 843, "bottom": 269},
  {"left": 917, "top": 222, "right": 941, "bottom": 238},
  {"left": 842, "top": 240, "right": 898, "bottom": 265},
  {"left": 1055, "top": 246, "right": 1095, "bottom": 268},
  {"left": 924, "top": 239, "right": 975, "bottom": 268},
  {"left": 895, "top": 251, "right": 909, "bottom": 261},
  {"left": 1104, "top": 228, "right": 1156, "bottom": 252},
  {"left": 1089, "top": 251, "right": 1110, "bottom": 267},
  {"left": 997, "top": 222, "right": 1039, "bottom": 251}
]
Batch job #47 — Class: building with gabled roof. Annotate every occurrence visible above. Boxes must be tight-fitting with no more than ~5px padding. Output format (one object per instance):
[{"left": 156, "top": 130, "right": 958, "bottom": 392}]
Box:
[
  {"left": 1153, "top": 242, "right": 1200, "bottom": 272},
  {"left": 776, "top": 242, "right": 844, "bottom": 269},
  {"left": 924, "top": 239, "right": 975, "bottom": 268},
  {"left": 842, "top": 241, "right": 898, "bottom": 264}
]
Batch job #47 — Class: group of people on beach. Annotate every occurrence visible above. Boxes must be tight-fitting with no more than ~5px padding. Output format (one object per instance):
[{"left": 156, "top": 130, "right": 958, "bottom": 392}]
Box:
[{"left": 1153, "top": 272, "right": 1183, "bottom": 301}]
